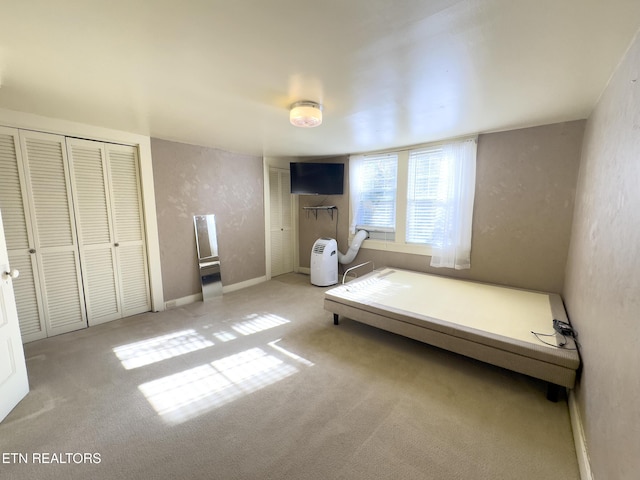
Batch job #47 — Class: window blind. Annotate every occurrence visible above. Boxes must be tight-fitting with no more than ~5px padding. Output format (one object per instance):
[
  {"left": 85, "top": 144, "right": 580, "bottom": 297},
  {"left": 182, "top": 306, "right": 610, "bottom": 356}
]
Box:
[
  {"left": 353, "top": 153, "right": 398, "bottom": 232},
  {"left": 406, "top": 147, "right": 448, "bottom": 245}
]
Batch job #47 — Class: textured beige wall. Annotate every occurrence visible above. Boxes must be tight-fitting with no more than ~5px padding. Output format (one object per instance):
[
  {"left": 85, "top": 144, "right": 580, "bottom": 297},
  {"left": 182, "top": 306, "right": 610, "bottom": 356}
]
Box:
[
  {"left": 151, "top": 138, "right": 265, "bottom": 301},
  {"left": 563, "top": 33, "right": 640, "bottom": 480},
  {"left": 469, "top": 121, "right": 584, "bottom": 291},
  {"left": 297, "top": 156, "right": 350, "bottom": 269},
  {"left": 299, "top": 122, "right": 584, "bottom": 293}
]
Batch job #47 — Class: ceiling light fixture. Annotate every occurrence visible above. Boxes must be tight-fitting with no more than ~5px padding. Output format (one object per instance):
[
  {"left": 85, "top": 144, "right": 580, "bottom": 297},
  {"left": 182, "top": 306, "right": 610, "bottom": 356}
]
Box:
[{"left": 289, "top": 101, "right": 323, "bottom": 128}]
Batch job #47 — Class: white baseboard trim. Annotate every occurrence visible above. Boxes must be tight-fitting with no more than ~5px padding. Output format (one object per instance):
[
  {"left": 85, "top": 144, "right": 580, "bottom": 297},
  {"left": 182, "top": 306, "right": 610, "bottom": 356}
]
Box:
[
  {"left": 164, "top": 276, "right": 269, "bottom": 309},
  {"left": 165, "top": 293, "right": 202, "bottom": 309},
  {"left": 569, "top": 390, "right": 593, "bottom": 480},
  {"left": 298, "top": 267, "right": 310, "bottom": 275},
  {"left": 222, "top": 275, "right": 267, "bottom": 293}
]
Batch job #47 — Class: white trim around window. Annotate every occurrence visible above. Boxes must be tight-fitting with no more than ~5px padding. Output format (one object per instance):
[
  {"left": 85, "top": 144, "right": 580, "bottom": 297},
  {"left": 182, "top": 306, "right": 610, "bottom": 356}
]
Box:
[{"left": 348, "top": 137, "right": 477, "bottom": 263}]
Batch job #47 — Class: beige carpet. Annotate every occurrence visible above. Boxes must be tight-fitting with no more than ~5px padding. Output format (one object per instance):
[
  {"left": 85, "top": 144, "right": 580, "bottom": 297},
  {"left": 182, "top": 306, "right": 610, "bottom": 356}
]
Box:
[{"left": 0, "top": 273, "right": 579, "bottom": 479}]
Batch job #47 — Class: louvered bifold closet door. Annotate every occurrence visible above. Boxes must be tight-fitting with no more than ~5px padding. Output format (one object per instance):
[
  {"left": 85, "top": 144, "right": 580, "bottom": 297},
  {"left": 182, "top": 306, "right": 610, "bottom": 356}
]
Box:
[
  {"left": 67, "top": 140, "right": 150, "bottom": 323},
  {"left": 0, "top": 127, "right": 46, "bottom": 342},
  {"left": 67, "top": 139, "right": 121, "bottom": 325},
  {"left": 18, "top": 131, "right": 87, "bottom": 337},
  {"left": 106, "top": 144, "right": 150, "bottom": 316}
]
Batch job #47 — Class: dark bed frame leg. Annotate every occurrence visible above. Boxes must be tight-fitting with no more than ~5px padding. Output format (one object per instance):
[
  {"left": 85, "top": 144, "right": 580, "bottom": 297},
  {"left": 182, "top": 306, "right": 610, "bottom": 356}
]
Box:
[
  {"left": 333, "top": 314, "right": 339, "bottom": 325},
  {"left": 546, "top": 383, "right": 561, "bottom": 402}
]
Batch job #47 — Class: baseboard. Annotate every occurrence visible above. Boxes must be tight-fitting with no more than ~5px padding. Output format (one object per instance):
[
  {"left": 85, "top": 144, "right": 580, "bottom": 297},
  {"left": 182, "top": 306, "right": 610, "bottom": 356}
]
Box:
[
  {"left": 222, "top": 275, "right": 267, "bottom": 293},
  {"left": 165, "top": 293, "right": 202, "bottom": 309},
  {"left": 164, "top": 276, "right": 269, "bottom": 309},
  {"left": 569, "top": 390, "right": 593, "bottom": 480},
  {"left": 298, "top": 267, "right": 310, "bottom": 275}
]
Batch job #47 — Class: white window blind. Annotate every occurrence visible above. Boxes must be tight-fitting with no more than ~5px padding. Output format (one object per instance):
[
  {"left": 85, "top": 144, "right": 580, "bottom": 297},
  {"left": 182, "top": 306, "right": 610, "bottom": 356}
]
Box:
[
  {"left": 351, "top": 153, "right": 398, "bottom": 234},
  {"left": 406, "top": 146, "right": 448, "bottom": 245}
]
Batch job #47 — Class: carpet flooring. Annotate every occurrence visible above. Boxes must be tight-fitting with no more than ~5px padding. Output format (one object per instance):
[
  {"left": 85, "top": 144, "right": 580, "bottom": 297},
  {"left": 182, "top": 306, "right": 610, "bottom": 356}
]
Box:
[{"left": 0, "top": 273, "right": 580, "bottom": 479}]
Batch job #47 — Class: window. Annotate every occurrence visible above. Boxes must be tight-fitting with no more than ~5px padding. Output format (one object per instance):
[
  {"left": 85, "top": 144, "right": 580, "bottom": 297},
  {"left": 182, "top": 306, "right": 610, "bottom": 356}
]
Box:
[
  {"left": 406, "top": 146, "right": 448, "bottom": 245},
  {"left": 350, "top": 153, "right": 398, "bottom": 240},
  {"left": 349, "top": 138, "right": 477, "bottom": 269}
]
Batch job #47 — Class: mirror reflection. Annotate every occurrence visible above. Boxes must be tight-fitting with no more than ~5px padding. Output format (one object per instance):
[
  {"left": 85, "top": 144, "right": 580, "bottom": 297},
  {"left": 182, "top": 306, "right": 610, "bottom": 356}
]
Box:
[
  {"left": 194, "top": 214, "right": 222, "bottom": 300},
  {"left": 195, "top": 214, "right": 219, "bottom": 261}
]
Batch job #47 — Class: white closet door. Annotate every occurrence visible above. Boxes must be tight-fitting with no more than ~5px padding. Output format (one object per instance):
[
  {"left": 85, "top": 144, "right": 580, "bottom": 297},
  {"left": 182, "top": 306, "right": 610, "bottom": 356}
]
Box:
[
  {"left": 106, "top": 144, "right": 150, "bottom": 316},
  {"left": 68, "top": 140, "right": 150, "bottom": 323},
  {"left": 19, "top": 131, "right": 87, "bottom": 337},
  {"left": 269, "top": 167, "right": 293, "bottom": 277},
  {"left": 67, "top": 139, "right": 121, "bottom": 324},
  {"left": 0, "top": 127, "right": 46, "bottom": 342}
]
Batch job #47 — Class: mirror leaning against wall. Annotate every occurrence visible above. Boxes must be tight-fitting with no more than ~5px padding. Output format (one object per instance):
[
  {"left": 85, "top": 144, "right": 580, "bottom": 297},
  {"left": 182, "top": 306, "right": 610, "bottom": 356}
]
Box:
[{"left": 194, "top": 214, "right": 222, "bottom": 300}]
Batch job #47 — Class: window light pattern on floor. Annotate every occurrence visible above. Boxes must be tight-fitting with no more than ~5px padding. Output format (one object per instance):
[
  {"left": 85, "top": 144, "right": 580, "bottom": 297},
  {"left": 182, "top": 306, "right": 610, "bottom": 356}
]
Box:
[
  {"left": 113, "top": 313, "right": 291, "bottom": 370},
  {"left": 113, "top": 329, "right": 214, "bottom": 370},
  {"left": 230, "top": 313, "right": 290, "bottom": 335},
  {"left": 138, "top": 347, "right": 299, "bottom": 424}
]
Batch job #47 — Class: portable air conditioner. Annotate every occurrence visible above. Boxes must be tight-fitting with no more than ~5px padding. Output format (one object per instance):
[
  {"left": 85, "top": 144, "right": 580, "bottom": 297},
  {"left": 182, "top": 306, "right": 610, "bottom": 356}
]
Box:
[{"left": 310, "top": 237, "right": 338, "bottom": 286}]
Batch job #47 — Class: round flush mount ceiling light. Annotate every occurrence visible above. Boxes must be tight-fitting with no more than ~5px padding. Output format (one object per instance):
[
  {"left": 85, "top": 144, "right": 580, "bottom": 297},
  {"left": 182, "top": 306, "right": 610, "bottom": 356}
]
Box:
[{"left": 289, "top": 101, "right": 323, "bottom": 128}]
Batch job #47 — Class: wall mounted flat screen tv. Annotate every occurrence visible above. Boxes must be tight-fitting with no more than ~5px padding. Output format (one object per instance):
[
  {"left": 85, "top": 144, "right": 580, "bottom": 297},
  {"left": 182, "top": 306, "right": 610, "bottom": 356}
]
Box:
[{"left": 290, "top": 162, "right": 344, "bottom": 195}]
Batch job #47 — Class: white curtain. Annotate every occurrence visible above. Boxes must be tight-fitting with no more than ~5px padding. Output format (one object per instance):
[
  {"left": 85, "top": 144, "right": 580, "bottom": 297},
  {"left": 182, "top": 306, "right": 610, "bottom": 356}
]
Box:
[
  {"left": 348, "top": 154, "right": 364, "bottom": 234},
  {"left": 430, "top": 138, "right": 477, "bottom": 270}
]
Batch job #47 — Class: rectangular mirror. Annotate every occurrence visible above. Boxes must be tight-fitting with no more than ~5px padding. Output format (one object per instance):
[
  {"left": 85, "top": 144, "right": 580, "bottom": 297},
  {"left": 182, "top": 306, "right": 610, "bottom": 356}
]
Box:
[{"left": 194, "top": 214, "right": 222, "bottom": 300}]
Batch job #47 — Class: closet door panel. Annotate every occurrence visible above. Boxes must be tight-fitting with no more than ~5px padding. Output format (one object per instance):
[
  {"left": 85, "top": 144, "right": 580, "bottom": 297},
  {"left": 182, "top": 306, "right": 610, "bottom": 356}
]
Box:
[
  {"left": 107, "top": 144, "right": 150, "bottom": 316},
  {"left": 39, "top": 251, "right": 85, "bottom": 334},
  {"left": 68, "top": 142, "right": 112, "bottom": 244},
  {"left": 25, "top": 138, "right": 75, "bottom": 247},
  {"left": 5, "top": 253, "right": 42, "bottom": 340},
  {"left": 20, "top": 131, "right": 87, "bottom": 336},
  {"left": 119, "top": 244, "right": 150, "bottom": 314},
  {"left": 109, "top": 147, "right": 144, "bottom": 242},
  {"left": 0, "top": 128, "right": 46, "bottom": 341},
  {"left": 0, "top": 131, "right": 29, "bottom": 249},
  {"left": 83, "top": 249, "right": 120, "bottom": 321},
  {"left": 67, "top": 139, "right": 121, "bottom": 324}
]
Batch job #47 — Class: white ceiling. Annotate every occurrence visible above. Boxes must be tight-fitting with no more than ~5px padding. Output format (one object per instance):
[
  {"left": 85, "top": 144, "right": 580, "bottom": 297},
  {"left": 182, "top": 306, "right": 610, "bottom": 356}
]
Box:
[{"left": 1, "top": 1, "right": 639, "bottom": 157}]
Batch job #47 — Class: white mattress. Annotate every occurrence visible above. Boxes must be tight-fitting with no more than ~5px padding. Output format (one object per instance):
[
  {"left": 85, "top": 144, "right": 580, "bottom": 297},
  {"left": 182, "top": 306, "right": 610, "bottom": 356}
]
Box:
[{"left": 329, "top": 268, "right": 561, "bottom": 347}]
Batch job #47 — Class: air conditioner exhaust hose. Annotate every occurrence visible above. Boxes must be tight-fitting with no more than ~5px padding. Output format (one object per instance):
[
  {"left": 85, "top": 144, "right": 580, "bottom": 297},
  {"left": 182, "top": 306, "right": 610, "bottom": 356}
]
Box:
[{"left": 338, "top": 230, "right": 368, "bottom": 264}]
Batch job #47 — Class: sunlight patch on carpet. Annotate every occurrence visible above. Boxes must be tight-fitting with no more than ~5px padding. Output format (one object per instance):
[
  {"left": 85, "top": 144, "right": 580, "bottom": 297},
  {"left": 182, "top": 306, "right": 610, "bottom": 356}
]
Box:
[
  {"left": 113, "top": 314, "right": 291, "bottom": 370},
  {"left": 230, "top": 313, "right": 290, "bottom": 335},
  {"left": 113, "top": 329, "right": 214, "bottom": 370},
  {"left": 268, "top": 339, "right": 315, "bottom": 367},
  {"left": 138, "top": 347, "right": 302, "bottom": 424}
]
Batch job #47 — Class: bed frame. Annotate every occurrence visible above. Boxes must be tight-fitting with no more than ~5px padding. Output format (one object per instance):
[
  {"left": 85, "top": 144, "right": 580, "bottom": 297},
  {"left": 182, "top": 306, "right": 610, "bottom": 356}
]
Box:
[{"left": 324, "top": 268, "right": 580, "bottom": 401}]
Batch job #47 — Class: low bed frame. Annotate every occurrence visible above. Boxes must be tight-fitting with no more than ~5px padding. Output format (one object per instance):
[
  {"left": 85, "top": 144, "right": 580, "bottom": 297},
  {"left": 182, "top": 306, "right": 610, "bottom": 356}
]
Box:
[{"left": 324, "top": 268, "right": 580, "bottom": 401}]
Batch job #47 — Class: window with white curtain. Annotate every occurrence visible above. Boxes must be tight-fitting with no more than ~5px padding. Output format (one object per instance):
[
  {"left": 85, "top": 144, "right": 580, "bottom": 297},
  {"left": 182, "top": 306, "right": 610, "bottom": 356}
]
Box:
[{"left": 349, "top": 138, "right": 477, "bottom": 269}]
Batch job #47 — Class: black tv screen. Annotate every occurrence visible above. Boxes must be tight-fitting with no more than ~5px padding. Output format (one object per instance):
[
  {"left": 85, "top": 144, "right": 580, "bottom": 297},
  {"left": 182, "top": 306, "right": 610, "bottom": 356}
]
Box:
[{"left": 290, "top": 162, "right": 344, "bottom": 195}]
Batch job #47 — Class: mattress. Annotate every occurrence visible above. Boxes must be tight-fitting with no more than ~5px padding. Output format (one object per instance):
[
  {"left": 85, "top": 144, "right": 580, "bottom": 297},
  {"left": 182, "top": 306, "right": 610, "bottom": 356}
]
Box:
[{"left": 324, "top": 268, "right": 580, "bottom": 388}]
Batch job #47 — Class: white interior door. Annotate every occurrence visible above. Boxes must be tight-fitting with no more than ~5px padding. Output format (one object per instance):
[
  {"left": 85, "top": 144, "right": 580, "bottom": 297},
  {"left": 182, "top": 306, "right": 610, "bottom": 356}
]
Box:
[
  {"left": 269, "top": 167, "right": 293, "bottom": 277},
  {"left": 0, "top": 209, "right": 29, "bottom": 422}
]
